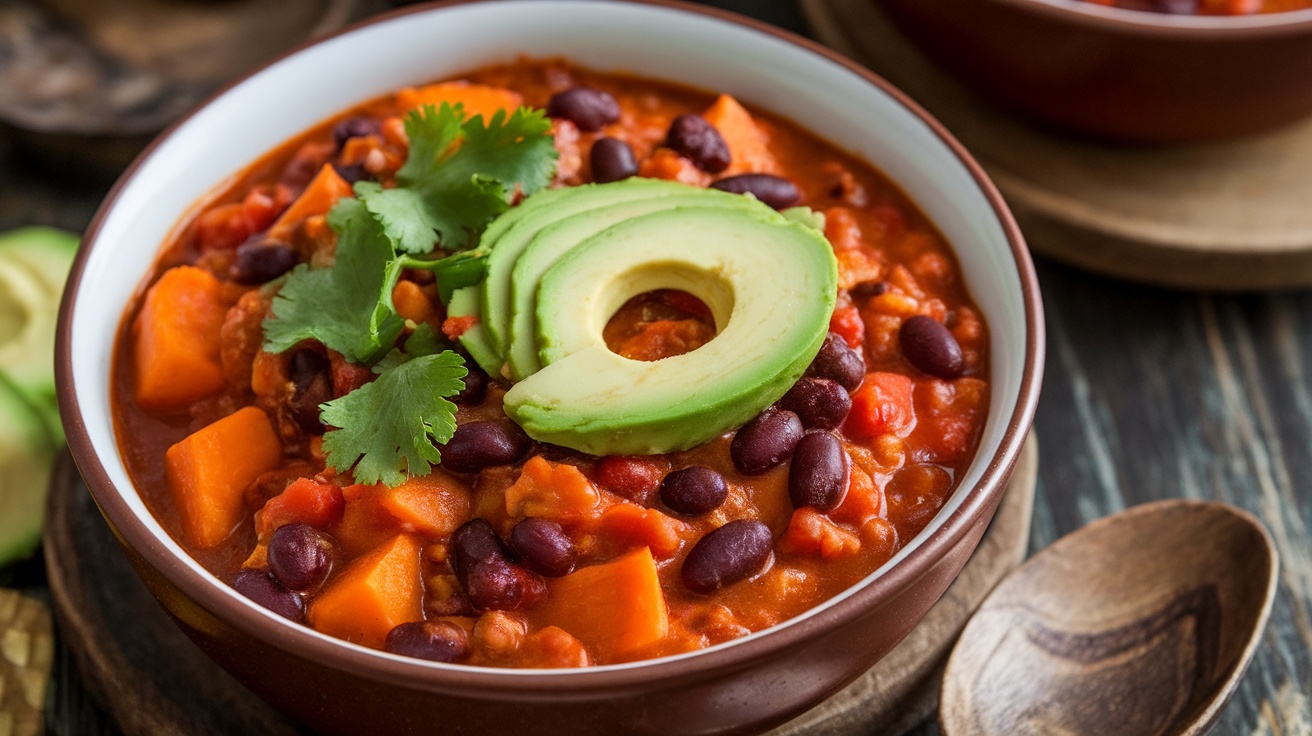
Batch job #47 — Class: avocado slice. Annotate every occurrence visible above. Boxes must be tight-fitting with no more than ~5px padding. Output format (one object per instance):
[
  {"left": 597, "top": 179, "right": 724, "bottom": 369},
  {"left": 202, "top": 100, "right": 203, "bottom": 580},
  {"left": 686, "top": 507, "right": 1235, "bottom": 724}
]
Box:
[
  {"left": 0, "top": 227, "right": 78, "bottom": 442},
  {"left": 477, "top": 179, "right": 692, "bottom": 360},
  {"left": 504, "top": 205, "right": 838, "bottom": 455},
  {"left": 0, "top": 372, "right": 57, "bottom": 565},
  {"left": 504, "top": 188, "right": 757, "bottom": 381}
]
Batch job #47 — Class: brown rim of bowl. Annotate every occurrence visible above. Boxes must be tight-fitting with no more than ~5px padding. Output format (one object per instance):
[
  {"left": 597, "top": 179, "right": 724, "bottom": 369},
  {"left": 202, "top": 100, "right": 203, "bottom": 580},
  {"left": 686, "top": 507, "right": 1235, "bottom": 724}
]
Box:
[
  {"left": 56, "top": 0, "right": 1043, "bottom": 693},
  {"left": 983, "top": 0, "right": 1312, "bottom": 36}
]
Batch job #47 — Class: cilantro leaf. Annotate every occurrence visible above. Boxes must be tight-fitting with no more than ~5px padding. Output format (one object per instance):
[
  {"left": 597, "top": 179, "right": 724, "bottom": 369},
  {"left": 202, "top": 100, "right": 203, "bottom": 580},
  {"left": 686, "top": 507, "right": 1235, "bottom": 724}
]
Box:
[
  {"left": 361, "top": 103, "right": 557, "bottom": 254},
  {"left": 262, "top": 198, "right": 404, "bottom": 363},
  {"left": 412, "top": 249, "right": 489, "bottom": 302},
  {"left": 371, "top": 324, "right": 450, "bottom": 375},
  {"left": 459, "top": 107, "right": 558, "bottom": 196},
  {"left": 319, "top": 350, "right": 467, "bottom": 487}
]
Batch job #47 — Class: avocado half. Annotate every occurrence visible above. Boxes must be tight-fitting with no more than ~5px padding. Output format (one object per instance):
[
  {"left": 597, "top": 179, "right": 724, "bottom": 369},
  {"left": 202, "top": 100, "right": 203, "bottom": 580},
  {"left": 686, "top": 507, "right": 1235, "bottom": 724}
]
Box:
[
  {"left": 0, "top": 227, "right": 79, "bottom": 444},
  {"left": 478, "top": 180, "right": 837, "bottom": 456}
]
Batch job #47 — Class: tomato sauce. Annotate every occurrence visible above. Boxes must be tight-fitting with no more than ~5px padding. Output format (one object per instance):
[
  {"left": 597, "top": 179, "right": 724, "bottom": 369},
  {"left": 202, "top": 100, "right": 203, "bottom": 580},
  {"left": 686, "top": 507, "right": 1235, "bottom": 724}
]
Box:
[{"left": 112, "top": 59, "right": 990, "bottom": 667}]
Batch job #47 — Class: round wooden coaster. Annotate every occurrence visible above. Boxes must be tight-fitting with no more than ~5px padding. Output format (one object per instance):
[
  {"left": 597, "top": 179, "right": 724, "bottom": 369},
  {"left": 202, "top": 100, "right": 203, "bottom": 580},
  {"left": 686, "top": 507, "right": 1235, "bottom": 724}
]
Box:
[
  {"left": 803, "top": 0, "right": 1312, "bottom": 291},
  {"left": 43, "top": 437, "right": 1036, "bottom": 736}
]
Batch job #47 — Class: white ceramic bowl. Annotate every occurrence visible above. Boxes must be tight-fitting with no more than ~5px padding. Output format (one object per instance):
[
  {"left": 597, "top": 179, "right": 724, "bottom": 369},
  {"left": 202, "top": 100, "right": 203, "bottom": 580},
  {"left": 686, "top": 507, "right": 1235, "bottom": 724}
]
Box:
[{"left": 58, "top": 2, "right": 1044, "bottom": 733}]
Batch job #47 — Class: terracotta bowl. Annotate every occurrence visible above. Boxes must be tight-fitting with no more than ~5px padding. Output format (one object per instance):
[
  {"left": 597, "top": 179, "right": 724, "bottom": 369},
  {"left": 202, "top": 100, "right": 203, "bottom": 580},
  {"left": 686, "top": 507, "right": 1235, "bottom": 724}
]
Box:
[
  {"left": 56, "top": 1, "right": 1044, "bottom": 733},
  {"left": 878, "top": 0, "right": 1312, "bottom": 142}
]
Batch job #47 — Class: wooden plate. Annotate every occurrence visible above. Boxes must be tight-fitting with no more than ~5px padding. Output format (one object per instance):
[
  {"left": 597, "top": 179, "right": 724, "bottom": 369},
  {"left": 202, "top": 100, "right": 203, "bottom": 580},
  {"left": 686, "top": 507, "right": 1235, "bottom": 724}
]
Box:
[
  {"left": 43, "top": 436, "right": 1036, "bottom": 736},
  {"left": 803, "top": 0, "right": 1312, "bottom": 291}
]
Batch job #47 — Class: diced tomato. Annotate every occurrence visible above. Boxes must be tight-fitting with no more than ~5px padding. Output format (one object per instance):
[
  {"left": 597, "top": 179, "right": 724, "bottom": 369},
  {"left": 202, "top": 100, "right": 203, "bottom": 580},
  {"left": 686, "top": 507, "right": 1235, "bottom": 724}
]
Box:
[
  {"left": 846, "top": 372, "right": 915, "bottom": 439},
  {"left": 594, "top": 456, "right": 665, "bottom": 504},
  {"left": 255, "top": 477, "right": 346, "bottom": 538},
  {"left": 442, "top": 315, "right": 479, "bottom": 341},
  {"left": 829, "top": 304, "right": 864, "bottom": 350}
]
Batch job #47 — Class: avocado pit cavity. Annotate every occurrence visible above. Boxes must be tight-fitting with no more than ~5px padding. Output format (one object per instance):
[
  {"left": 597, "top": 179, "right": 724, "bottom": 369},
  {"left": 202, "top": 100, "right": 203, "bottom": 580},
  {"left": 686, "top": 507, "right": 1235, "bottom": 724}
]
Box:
[{"left": 603, "top": 289, "right": 717, "bottom": 362}]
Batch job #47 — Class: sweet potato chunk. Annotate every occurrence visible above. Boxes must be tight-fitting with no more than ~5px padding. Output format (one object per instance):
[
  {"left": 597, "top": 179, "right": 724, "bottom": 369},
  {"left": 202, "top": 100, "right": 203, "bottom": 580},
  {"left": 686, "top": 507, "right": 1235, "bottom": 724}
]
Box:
[
  {"left": 702, "top": 94, "right": 778, "bottom": 175},
  {"left": 267, "top": 163, "right": 353, "bottom": 243},
  {"left": 164, "top": 407, "right": 283, "bottom": 548},
  {"left": 396, "top": 82, "right": 523, "bottom": 121},
  {"left": 133, "top": 266, "right": 228, "bottom": 411},
  {"left": 308, "top": 534, "right": 422, "bottom": 649},
  {"left": 378, "top": 471, "right": 472, "bottom": 537},
  {"left": 538, "top": 547, "right": 668, "bottom": 660}
]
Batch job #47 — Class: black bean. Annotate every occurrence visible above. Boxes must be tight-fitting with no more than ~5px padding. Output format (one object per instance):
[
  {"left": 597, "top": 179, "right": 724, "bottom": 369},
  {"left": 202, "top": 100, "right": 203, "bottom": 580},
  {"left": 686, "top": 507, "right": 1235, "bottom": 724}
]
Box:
[
  {"left": 332, "top": 162, "right": 371, "bottom": 184},
  {"left": 666, "top": 114, "right": 731, "bottom": 173},
  {"left": 287, "top": 348, "right": 331, "bottom": 435},
  {"left": 899, "top": 315, "right": 964, "bottom": 379},
  {"left": 230, "top": 240, "right": 299, "bottom": 285},
  {"left": 730, "top": 408, "right": 804, "bottom": 475},
  {"left": 807, "top": 332, "right": 866, "bottom": 391},
  {"left": 779, "top": 377, "right": 851, "bottom": 430},
  {"left": 788, "top": 432, "right": 850, "bottom": 511},
  {"left": 464, "top": 557, "right": 547, "bottom": 612},
  {"left": 332, "top": 116, "right": 380, "bottom": 149},
  {"left": 546, "top": 87, "right": 621, "bottom": 132},
  {"left": 660, "top": 466, "right": 728, "bottom": 516},
  {"left": 509, "top": 518, "right": 577, "bottom": 577},
  {"left": 385, "top": 620, "right": 469, "bottom": 663},
  {"left": 850, "top": 280, "right": 888, "bottom": 299},
  {"left": 681, "top": 520, "right": 773, "bottom": 594},
  {"left": 711, "top": 174, "right": 801, "bottom": 210},
  {"left": 451, "top": 518, "right": 510, "bottom": 580},
  {"left": 267, "top": 524, "right": 335, "bottom": 592},
  {"left": 590, "top": 137, "right": 638, "bottom": 183},
  {"left": 233, "top": 569, "right": 305, "bottom": 622},
  {"left": 441, "top": 421, "right": 531, "bottom": 473},
  {"left": 452, "top": 367, "right": 487, "bottom": 406}
]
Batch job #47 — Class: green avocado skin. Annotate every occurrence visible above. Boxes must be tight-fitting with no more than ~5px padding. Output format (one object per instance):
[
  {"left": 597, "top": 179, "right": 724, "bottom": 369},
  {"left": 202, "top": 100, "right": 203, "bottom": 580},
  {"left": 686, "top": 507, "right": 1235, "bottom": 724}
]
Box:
[{"left": 503, "top": 202, "right": 838, "bottom": 456}]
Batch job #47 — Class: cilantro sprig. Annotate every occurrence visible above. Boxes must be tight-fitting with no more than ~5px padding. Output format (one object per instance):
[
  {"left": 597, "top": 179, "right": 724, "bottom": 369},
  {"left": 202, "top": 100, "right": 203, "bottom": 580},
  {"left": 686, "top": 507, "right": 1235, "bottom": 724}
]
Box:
[{"left": 260, "top": 102, "right": 557, "bottom": 485}]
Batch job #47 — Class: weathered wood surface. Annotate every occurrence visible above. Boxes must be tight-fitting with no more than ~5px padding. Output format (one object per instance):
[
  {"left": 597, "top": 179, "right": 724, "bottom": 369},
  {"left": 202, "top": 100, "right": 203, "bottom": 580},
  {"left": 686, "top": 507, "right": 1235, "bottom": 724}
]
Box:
[{"left": 3, "top": 0, "right": 1311, "bottom": 734}]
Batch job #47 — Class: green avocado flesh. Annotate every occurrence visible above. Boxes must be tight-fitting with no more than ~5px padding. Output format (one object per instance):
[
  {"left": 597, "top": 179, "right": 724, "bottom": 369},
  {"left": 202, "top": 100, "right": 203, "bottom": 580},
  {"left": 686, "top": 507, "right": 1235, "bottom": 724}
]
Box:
[
  {"left": 0, "top": 227, "right": 78, "bottom": 444},
  {"left": 450, "top": 179, "right": 694, "bottom": 377},
  {"left": 0, "top": 372, "right": 56, "bottom": 565},
  {"left": 505, "top": 188, "right": 758, "bottom": 381},
  {"left": 499, "top": 198, "right": 838, "bottom": 455}
]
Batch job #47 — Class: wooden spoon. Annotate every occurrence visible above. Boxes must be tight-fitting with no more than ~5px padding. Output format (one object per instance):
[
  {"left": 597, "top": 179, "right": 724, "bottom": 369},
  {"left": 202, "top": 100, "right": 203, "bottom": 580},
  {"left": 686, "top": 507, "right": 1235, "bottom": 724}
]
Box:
[{"left": 940, "top": 500, "right": 1277, "bottom": 736}]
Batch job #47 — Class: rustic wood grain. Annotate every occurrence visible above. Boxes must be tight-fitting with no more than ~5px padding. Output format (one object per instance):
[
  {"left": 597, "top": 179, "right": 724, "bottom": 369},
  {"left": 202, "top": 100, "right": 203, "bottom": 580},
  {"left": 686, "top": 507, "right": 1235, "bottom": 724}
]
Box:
[
  {"left": 940, "top": 501, "right": 1276, "bottom": 736},
  {"left": 802, "top": 0, "right": 1312, "bottom": 291},
  {"left": 40, "top": 439, "right": 1034, "bottom": 736}
]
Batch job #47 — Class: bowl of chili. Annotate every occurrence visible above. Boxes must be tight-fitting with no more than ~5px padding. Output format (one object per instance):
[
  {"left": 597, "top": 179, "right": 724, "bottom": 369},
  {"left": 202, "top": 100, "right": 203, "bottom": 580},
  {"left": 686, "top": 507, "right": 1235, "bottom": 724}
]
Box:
[
  {"left": 877, "top": 0, "right": 1312, "bottom": 142},
  {"left": 57, "top": 1, "right": 1043, "bottom": 733}
]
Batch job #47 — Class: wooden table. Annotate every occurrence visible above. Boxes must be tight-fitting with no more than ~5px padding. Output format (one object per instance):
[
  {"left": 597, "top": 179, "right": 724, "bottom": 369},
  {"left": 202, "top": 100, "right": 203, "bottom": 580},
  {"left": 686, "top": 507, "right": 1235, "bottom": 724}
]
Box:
[{"left": 4, "top": 1, "right": 1309, "bottom": 733}]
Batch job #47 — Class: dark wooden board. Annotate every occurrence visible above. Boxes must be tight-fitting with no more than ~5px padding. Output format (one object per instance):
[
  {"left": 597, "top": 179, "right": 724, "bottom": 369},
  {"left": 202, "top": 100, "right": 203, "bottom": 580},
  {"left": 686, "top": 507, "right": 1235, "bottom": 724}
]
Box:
[{"left": 43, "top": 440, "right": 1035, "bottom": 736}]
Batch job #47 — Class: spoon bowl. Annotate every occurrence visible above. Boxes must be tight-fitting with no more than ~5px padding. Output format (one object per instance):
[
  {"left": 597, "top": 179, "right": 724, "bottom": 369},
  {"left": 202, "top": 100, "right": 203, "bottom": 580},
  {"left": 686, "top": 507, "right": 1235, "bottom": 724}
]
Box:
[{"left": 941, "top": 499, "right": 1277, "bottom": 736}]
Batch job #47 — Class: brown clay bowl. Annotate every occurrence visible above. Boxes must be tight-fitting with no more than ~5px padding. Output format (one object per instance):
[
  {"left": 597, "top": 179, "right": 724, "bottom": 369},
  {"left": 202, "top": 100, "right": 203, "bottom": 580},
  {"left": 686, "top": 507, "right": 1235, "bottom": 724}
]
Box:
[
  {"left": 877, "top": 0, "right": 1312, "bottom": 142},
  {"left": 55, "top": 1, "right": 1044, "bottom": 733}
]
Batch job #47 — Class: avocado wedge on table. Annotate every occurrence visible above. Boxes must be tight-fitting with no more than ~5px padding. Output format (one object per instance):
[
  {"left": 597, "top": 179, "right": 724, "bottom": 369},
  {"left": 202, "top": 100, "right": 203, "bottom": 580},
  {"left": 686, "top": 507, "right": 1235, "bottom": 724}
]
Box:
[{"left": 0, "top": 227, "right": 79, "bottom": 565}]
